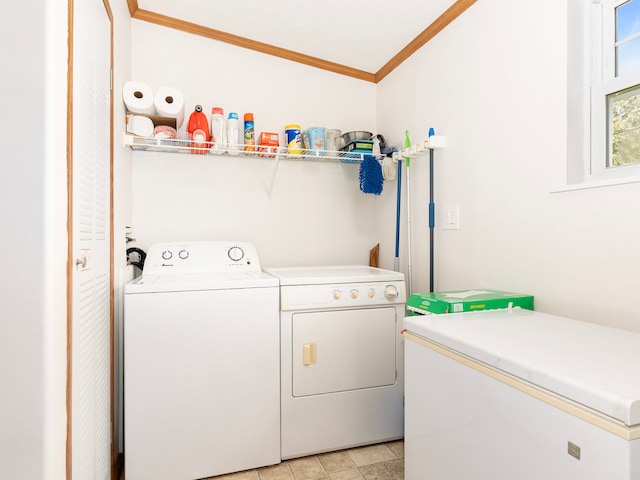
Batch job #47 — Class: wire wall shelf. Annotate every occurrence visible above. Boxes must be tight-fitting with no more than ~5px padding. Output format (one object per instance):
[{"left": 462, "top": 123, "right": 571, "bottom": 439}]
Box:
[{"left": 123, "top": 133, "right": 380, "bottom": 164}]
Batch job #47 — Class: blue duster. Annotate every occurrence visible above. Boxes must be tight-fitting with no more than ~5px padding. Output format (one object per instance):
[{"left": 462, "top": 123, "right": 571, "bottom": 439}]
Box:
[{"left": 359, "top": 155, "right": 384, "bottom": 195}]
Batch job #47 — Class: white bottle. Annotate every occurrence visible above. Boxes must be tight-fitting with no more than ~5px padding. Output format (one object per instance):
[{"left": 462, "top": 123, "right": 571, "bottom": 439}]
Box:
[
  {"left": 226, "top": 112, "right": 239, "bottom": 156},
  {"left": 210, "top": 107, "right": 226, "bottom": 152}
]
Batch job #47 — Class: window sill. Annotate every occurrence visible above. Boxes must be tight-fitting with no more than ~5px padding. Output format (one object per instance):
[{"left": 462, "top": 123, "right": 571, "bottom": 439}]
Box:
[{"left": 551, "top": 175, "right": 640, "bottom": 193}]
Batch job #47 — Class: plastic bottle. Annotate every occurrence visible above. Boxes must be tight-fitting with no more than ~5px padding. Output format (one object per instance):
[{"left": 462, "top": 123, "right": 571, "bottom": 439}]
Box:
[
  {"left": 210, "top": 107, "right": 226, "bottom": 152},
  {"left": 244, "top": 113, "right": 255, "bottom": 152},
  {"left": 227, "top": 112, "right": 240, "bottom": 156},
  {"left": 187, "top": 105, "right": 209, "bottom": 154}
]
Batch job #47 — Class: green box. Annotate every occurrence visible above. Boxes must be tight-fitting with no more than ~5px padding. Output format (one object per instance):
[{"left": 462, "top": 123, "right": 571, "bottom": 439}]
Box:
[{"left": 406, "top": 289, "right": 534, "bottom": 316}]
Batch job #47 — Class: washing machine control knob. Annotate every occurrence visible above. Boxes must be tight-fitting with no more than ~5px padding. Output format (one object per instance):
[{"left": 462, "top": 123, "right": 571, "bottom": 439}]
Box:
[
  {"left": 228, "top": 246, "right": 244, "bottom": 262},
  {"left": 384, "top": 285, "right": 399, "bottom": 300},
  {"left": 350, "top": 289, "right": 359, "bottom": 299},
  {"left": 162, "top": 250, "right": 173, "bottom": 260},
  {"left": 178, "top": 249, "right": 189, "bottom": 260},
  {"left": 332, "top": 290, "right": 342, "bottom": 300},
  {"left": 368, "top": 289, "right": 375, "bottom": 299}
]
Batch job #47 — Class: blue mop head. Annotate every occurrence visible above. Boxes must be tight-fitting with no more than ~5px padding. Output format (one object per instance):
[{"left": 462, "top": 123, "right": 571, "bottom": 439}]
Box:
[{"left": 359, "top": 155, "right": 384, "bottom": 195}]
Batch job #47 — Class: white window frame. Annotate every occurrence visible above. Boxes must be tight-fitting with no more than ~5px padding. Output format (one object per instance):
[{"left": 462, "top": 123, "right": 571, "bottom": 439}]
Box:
[{"left": 589, "top": 0, "right": 640, "bottom": 182}]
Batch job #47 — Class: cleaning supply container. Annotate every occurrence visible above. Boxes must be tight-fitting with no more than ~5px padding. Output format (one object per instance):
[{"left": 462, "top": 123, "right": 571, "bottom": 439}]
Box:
[
  {"left": 285, "top": 124, "right": 302, "bottom": 155},
  {"left": 258, "top": 132, "right": 279, "bottom": 157},
  {"left": 244, "top": 113, "right": 255, "bottom": 152},
  {"left": 227, "top": 112, "right": 239, "bottom": 155},
  {"left": 187, "top": 105, "right": 210, "bottom": 154},
  {"left": 210, "top": 107, "right": 226, "bottom": 152},
  {"left": 306, "top": 126, "right": 326, "bottom": 152}
]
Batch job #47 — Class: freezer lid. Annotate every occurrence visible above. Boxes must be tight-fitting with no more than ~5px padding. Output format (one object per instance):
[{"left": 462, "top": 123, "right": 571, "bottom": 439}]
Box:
[
  {"left": 265, "top": 265, "right": 404, "bottom": 285},
  {"left": 404, "top": 309, "right": 640, "bottom": 427}
]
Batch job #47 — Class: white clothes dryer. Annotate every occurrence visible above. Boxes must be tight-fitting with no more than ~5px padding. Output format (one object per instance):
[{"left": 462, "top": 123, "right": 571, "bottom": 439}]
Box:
[
  {"left": 124, "top": 241, "right": 280, "bottom": 480},
  {"left": 265, "top": 265, "right": 406, "bottom": 459}
]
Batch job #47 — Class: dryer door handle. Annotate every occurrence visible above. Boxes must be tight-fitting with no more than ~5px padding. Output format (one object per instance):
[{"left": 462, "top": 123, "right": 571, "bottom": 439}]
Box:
[{"left": 303, "top": 343, "right": 317, "bottom": 366}]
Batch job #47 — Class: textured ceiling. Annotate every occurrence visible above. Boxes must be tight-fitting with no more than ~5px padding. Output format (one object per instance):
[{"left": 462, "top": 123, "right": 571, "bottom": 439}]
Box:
[{"left": 135, "top": 0, "right": 463, "bottom": 75}]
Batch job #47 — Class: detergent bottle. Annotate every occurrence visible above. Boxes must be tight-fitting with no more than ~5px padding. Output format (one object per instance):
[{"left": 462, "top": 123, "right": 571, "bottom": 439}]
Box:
[
  {"left": 227, "top": 112, "right": 240, "bottom": 156},
  {"left": 210, "top": 107, "right": 226, "bottom": 152},
  {"left": 187, "top": 105, "right": 210, "bottom": 154}
]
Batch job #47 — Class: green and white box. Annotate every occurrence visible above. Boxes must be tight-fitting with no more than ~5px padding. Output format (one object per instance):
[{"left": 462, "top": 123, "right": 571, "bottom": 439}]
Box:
[{"left": 406, "top": 289, "right": 534, "bottom": 316}]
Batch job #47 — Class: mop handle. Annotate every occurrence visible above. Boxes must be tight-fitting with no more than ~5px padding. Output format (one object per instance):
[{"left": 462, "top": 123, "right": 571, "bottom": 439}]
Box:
[
  {"left": 394, "top": 160, "right": 402, "bottom": 259},
  {"left": 428, "top": 128, "right": 435, "bottom": 292}
]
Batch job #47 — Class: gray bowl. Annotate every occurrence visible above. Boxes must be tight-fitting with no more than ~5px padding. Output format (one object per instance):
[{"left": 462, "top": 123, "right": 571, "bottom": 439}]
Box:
[{"left": 341, "top": 131, "right": 373, "bottom": 144}]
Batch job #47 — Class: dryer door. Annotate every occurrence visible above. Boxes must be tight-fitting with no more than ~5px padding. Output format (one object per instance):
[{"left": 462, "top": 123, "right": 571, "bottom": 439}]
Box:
[{"left": 291, "top": 307, "right": 397, "bottom": 397}]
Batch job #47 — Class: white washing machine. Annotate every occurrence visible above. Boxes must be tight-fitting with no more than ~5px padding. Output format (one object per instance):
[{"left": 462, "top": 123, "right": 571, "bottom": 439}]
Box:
[
  {"left": 124, "top": 241, "right": 280, "bottom": 480},
  {"left": 265, "top": 265, "right": 406, "bottom": 459}
]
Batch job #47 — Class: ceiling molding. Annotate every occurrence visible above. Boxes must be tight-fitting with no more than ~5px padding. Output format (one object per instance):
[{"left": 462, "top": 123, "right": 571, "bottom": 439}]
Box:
[
  {"left": 127, "top": 0, "right": 138, "bottom": 17},
  {"left": 131, "top": 7, "right": 376, "bottom": 82},
  {"left": 375, "top": 0, "right": 477, "bottom": 82},
  {"left": 128, "top": 0, "right": 476, "bottom": 84}
]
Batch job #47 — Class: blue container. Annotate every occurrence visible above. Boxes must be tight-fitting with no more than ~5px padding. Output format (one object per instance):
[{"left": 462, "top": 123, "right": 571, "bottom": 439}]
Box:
[{"left": 306, "top": 126, "right": 326, "bottom": 151}]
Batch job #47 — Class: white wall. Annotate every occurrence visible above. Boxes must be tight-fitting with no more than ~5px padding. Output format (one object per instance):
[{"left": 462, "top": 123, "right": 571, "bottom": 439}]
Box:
[
  {"left": 0, "top": 0, "right": 133, "bottom": 475},
  {"left": 379, "top": 0, "right": 640, "bottom": 331},
  {"left": 129, "top": 21, "right": 398, "bottom": 269},
  {"left": 0, "top": 1, "right": 68, "bottom": 478}
]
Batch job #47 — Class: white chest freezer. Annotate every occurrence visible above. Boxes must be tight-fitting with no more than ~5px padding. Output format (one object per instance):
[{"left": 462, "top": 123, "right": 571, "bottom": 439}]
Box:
[{"left": 403, "top": 309, "right": 640, "bottom": 480}]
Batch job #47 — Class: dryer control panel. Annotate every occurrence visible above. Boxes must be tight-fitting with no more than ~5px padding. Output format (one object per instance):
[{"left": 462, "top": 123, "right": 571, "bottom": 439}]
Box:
[
  {"left": 142, "top": 241, "right": 262, "bottom": 274},
  {"left": 280, "top": 281, "right": 407, "bottom": 311}
]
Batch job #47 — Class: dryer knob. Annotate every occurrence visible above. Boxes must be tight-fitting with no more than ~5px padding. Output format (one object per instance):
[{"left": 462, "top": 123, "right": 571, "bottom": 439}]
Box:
[
  {"left": 350, "top": 290, "right": 359, "bottom": 299},
  {"left": 384, "top": 285, "right": 399, "bottom": 300},
  {"left": 178, "top": 249, "right": 189, "bottom": 259},
  {"left": 161, "top": 250, "right": 173, "bottom": 260},
  {"left": 332, "top": 290, "right": 342, "bottom": 300}
]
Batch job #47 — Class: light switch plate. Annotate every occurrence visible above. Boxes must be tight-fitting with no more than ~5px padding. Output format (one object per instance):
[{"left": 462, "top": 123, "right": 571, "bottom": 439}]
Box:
[{"left": 442, "top": 205, "right": 459, "bottom": 230}]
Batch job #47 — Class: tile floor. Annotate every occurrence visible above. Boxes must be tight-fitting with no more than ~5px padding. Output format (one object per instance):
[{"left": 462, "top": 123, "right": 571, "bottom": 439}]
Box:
[{"left": 204, "top": 440, "right": 404, "bottom": 480}]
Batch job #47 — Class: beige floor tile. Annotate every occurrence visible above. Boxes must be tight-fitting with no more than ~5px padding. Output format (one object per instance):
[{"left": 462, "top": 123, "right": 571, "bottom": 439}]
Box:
[
  {"left": 385, "top": 441, "right": 404, "bottom": 459},
  {"left": 345, "top": 444, "right": 397, "bottom": 467},
  {"left": 358, "top": 458, "right": 404, "bottom": 480},
  {"left": 317, "top": 451, "right": 355, "bottom": 473},
  {"left": 209, "top": 470, "right": 259, "bottom": 480},
  {"left": 287, "top": 456, "right": 326, "bottom": 479},
  {"left": 328, "top": 469, "right": 365, "bottom": 480},
  {"left": 258, "top": 462, "right": 294, "bottom": 480}
]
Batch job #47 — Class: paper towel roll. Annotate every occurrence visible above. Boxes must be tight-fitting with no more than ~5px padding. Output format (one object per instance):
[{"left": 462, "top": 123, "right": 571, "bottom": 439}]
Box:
[
  {"left": 123, "top": 81, "right": 156, "bottom": 115},
  {"left": 154, "top": 86, "right": 185, "bottom": 129}
]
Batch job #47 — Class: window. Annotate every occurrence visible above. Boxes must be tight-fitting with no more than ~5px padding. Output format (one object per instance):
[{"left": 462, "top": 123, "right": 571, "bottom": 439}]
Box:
[{"left": 589, "top": 0, "right": 640, "bottom": 182}]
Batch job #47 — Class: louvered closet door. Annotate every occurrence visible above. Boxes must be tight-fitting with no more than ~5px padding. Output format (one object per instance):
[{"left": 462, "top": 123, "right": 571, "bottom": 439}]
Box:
[{"left": 71, "top": 0, "right": 112, "bottom": 478}]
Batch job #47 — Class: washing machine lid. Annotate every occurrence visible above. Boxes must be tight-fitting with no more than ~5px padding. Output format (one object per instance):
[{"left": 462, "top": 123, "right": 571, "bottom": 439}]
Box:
[
  {"left": 265, "top": 265, "right": 404, "bottom": 285},
  {"left": 125, "top": 271, "right": 278, "bottom": 293},
  {"left": 404, "top": 309, "right": 640, "bottom": 427}
]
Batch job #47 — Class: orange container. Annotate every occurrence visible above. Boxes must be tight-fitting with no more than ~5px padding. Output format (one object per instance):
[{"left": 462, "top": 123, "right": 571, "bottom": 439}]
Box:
[
  {"left": 258, "top": 132, "right": 279, "bottom": 157},
  {"left": 187, "top": 105, "right": 210, "bottom": 154}
]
